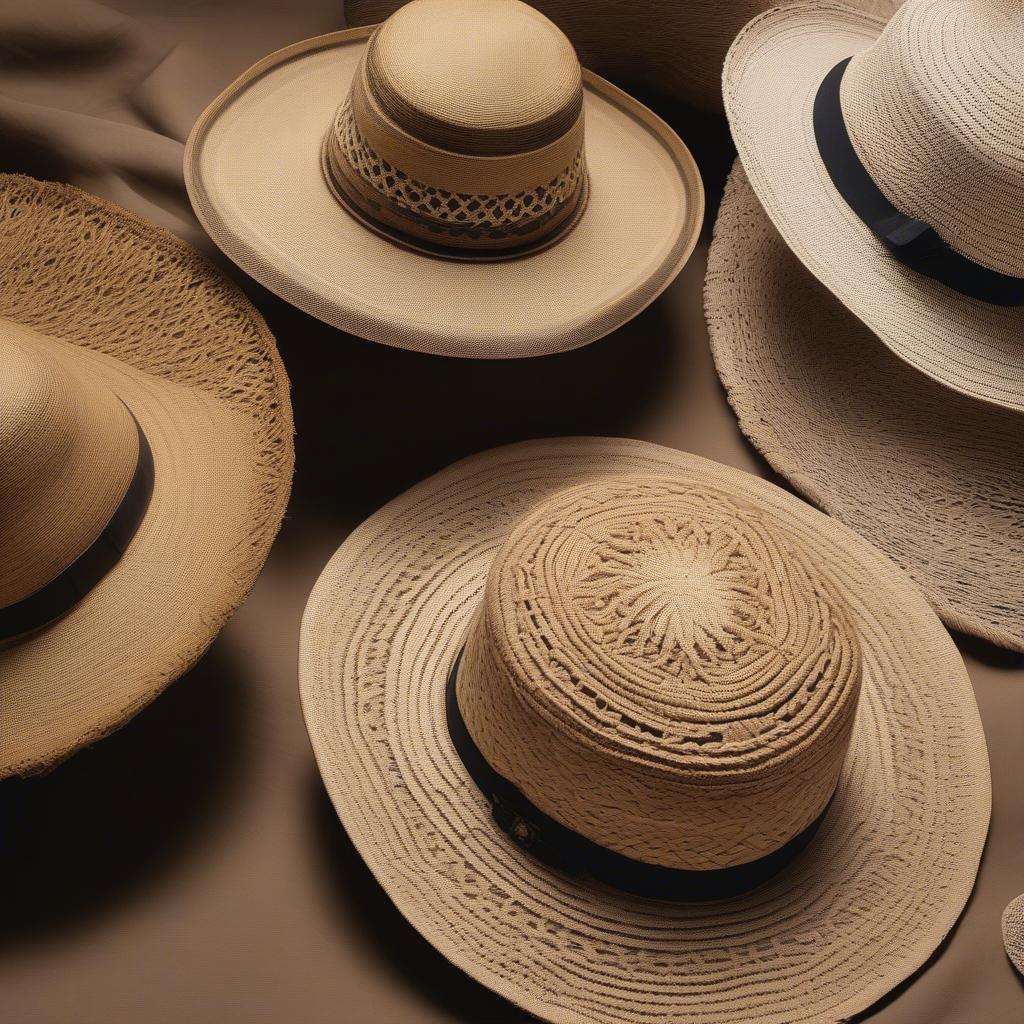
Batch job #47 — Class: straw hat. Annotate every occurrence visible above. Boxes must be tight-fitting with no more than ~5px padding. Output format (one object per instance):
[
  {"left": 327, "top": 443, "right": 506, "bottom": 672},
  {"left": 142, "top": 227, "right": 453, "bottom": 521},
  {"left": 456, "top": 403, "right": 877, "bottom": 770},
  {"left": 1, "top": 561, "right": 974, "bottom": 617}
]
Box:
[
  {"left": 724, "top": 0, "right": 1024, "bottom": 412},
  {"left": 345, "top": 0, "right": 903, "bottom": 113},
  {"left": 0, "top": 174, "right": 293, "bottom": 778},
  {"left": 184, "top": 0, "right": 703, "bottom": 358},
  {"left": 300, "top": 437, "right": 990, "bottom": 1024},
  {"left": 706, "top": 163, "right": 1024, "bottom": 652},
  {"left": 1005, "top": 895, "right": 1024, "bottom": 975}
]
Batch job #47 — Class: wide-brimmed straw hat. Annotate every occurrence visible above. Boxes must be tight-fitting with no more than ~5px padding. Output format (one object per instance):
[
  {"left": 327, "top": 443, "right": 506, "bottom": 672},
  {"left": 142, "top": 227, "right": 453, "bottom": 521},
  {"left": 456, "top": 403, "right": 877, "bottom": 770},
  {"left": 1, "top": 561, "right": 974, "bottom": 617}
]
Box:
[
  {"left": 706, "top": 163, "right": 1024, "bottom": 652},
  {"left": 300, "top": 437, "right": 990, "bottom": 1024},
  {"left": 184, "top": 0, "right": 703, "bottom": 358},
  {"left": 724, "top": 0, "right": 1024, "bottom": 412},
  {"left": 0, "top": 174, "right": 293, "bottom": 778}
]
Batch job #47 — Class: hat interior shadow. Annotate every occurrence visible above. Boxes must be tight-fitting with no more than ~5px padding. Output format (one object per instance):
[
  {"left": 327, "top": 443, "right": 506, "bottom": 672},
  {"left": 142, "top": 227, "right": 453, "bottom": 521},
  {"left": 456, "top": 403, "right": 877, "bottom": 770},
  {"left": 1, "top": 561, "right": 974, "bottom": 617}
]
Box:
[
  {"left": 307, "top": 771, "right": 531, "bottom": 1023},
  {"left": 0, "top": 644, "right": 248, "bottom": 948}
]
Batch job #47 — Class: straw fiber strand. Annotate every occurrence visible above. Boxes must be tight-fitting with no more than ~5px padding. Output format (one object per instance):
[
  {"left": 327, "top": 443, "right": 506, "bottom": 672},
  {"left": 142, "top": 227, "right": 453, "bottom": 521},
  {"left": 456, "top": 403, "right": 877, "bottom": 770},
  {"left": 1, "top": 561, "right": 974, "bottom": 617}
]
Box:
[
  {"left": 300, "top": 437, "right": 989, "bottom": 1024},
  {"left": 705, "top": 163, "right": 1024, "bottom": 652},
  {"left": 0, "top": 175, "right": 293, "bottom": 777},
  {"left": 724, "top": 1, "right": 1024, "bottom": 411}
]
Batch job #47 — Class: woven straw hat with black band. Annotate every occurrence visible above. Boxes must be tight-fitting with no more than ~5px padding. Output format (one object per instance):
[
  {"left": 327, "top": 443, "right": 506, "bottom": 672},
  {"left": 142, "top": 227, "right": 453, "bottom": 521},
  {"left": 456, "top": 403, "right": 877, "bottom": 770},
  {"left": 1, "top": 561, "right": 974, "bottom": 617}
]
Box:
[
  {"left": 724, "top": 0, "right": 1024, "bottom": 412},
  {"left": 184, "top": 0, "right": 704, "bottom": 358},
  {"left": 301, "top": 437, "right": 990, "bottom": 1024},
  {"left": 0, "top": 175, "right": 293, "bottom": 778}
]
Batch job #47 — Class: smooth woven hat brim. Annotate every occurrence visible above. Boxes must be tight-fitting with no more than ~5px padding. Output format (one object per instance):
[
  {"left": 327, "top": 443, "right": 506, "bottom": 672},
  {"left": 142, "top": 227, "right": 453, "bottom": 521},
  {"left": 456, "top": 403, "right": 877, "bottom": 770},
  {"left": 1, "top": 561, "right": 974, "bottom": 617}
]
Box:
[
  {"left": 723, "top": 2, "right": 1024, "bottom": 412},
  {"left": 0, "top": 176, "right": 293, "bottom": 777},
  {"left": 705, "top": 163, "right": 1024, "bottom": 652},
  {"left": 183, "top": 28, "right": 704, "bottom": 359},
  {"left": 299, "top": 437, "right": 990, "bottom": 1024}
]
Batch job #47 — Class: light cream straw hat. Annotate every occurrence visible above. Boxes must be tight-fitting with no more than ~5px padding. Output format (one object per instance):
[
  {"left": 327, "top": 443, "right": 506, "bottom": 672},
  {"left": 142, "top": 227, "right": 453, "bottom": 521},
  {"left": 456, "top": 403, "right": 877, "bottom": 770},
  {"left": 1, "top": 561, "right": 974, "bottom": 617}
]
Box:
[
  {"left": 300, "top": 436, "right": 990, "bottom": 1024},
  {"left": 0, "top": 175, "right": 293, "bottom": 778},
  {"left": 724, "top": 0, "right": 1024, "bottom": 412},
  {"left": 184, "top": 0, "right": 703, "bottom": 358},
  {"left": 706, "top": 163, "right": 1024, "bottom": 652}
]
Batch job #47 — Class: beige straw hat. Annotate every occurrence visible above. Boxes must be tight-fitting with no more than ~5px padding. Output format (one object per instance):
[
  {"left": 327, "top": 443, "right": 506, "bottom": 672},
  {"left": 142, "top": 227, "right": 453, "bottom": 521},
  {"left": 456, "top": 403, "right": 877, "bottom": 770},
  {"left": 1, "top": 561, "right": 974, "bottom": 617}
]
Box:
[
  {"left": 300, "top": 436, "right": 990, "bottom": 1024},
  {"left": 1004, "top": 895, "right": 1024, "bottom": 975},
  {"left": 724, "top": 0, "right": 1024, "bottom": 412},
  {"left": 0, "top": 174, "right": 293, "bottom": 778},
  {"left": 184, "top": 0, "right": 703, "bottom": 358},
  {"left": 706, "top": 163, "right": 1024, "bottom": 652},
  {"left": 346, "top": 0, "right": 903, "bottom": 113}
]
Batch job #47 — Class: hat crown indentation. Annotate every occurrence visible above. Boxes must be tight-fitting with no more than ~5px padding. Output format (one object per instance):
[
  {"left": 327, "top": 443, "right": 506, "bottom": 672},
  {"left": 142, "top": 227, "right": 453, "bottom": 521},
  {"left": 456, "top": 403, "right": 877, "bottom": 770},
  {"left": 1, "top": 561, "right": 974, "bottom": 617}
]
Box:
[
  {"left": 842, "top": 0, "right": 1024, "bottom": 278},
  {"left": 456, "top": 475, "right": 863, "bottom": 871},
  {"left": 0, "top": 321, "right": 139, "bottom": 611}
]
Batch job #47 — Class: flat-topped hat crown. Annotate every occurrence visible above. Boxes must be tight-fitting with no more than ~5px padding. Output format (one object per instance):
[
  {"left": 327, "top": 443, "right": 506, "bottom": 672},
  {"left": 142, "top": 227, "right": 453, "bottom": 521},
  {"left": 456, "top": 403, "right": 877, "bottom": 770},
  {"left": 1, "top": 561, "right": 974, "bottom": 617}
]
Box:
[
  {"left": 453, "top": 475, "right": 862, "bottom": 890},
  {"left": 323, "top": 0, "right": 590, "bottom": 258},
  {"left": 834, "top": 0, "right": 1024, "bottom": 281},
  {"left": 0, "top": 320, "right": 151, "bottom": 640}
]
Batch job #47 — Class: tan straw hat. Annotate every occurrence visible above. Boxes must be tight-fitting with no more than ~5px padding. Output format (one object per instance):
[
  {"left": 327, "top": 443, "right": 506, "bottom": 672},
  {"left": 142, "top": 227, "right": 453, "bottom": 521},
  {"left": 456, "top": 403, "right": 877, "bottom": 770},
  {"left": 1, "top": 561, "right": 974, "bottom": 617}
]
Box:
[
  {"left": 184, "top": 0, "right": 703, "bottom": 358},
  {"left": 0, "top": 174, "right": 293, "bottom": 778},
  {"left": 300, "top": 437, "right": 990, "bottom": 1024},
  {"left": 724, "top": 0, "right": 1024, "bottom": 411},
  {"left": 706, "top": 163, "right": 1024, "bottom": 652},
  {"left": 1004, "top": 895, "right": 1024, "bottom": 975}
]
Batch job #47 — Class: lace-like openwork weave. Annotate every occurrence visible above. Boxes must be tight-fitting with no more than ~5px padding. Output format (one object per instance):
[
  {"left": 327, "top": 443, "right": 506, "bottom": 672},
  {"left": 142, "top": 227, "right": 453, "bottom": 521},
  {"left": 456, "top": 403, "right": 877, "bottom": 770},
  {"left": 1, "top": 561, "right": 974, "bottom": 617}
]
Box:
[
  {"left": 458, "top": 474, "right": 861, "bottom": 870},
  {"left": 329, "top": 100, "right": 586, "bottom": 239}
]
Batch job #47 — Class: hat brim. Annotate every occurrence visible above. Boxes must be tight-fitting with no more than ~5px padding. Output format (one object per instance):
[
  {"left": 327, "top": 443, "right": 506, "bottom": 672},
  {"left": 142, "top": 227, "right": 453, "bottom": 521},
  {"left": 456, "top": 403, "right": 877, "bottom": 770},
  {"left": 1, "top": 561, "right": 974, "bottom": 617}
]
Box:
[
  {"left": 723, "top": 1, "right": 1024, "bottom": 412},
  {"left": 184, "top": 27, "right": 704, "bottom": 359},
  {"left": 706, "top": 162, "right": 1024, "bottom": 652},
  {"left": 299, "top": 436, "right": 990, "bottom": 1024},
  {"left": 0, "top": 176, "right": 293, "bottom": 777}
]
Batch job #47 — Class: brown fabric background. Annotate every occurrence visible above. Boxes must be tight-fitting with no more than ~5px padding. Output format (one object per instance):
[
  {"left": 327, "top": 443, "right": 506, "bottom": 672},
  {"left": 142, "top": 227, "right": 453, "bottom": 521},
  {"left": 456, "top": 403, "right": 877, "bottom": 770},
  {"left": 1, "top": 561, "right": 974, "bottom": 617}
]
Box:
[{"left": 0, "top": 3, "right": 1021, "bottom": 1022}]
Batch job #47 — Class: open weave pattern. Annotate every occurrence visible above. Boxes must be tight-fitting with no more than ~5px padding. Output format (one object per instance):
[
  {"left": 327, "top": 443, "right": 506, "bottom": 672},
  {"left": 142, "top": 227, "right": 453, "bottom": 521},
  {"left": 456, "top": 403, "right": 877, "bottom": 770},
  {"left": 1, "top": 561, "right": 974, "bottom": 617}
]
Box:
[
  {"left": 1004, "top": 894, "right": 1024, "bottom": 974},
  {"left": 459, "top": 475, "right": 860, "bottom": 869},
  {"left": 706, "top": 163, "right": 1024, "bottom": 652},
  {"left": 842, "top": 0, "right": 1024, "bottom": 277},
  {"left": 300, "top": 437, "right": 989, "bottom": 1024},
  {"left": 328, "top": 99, "right": 586, "bottom": 238},
  {"left": 724, "top": 1, "right": 1024, "bottom": 411},
  {"left": 0, "top": 175, "right": 293, "bottom": 775}
]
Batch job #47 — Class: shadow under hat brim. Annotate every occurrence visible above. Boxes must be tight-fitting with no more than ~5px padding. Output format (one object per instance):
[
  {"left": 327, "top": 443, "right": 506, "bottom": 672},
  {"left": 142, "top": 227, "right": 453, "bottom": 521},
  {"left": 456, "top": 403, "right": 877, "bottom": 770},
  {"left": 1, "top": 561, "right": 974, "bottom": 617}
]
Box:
[
  {"left": 706, "top": 162, "right": 1024, "bottom": 652},
  {"left": 0, "top": 177, "right": 293, "bottom": 778},
  {"left": 184, "top": 27, "right": 704, "bottom": 359},
  {"left": 299, "top": 436, "right": 990, "bottom": 1024},
  {"left": 723, "top": 1, "right": 1024, "bottom": 413}
]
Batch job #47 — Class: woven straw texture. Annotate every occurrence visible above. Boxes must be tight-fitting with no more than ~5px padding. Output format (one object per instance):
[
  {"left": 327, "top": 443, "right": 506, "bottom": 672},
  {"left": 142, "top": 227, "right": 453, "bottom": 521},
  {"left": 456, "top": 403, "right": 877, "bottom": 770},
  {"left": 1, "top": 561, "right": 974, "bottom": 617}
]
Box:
[
  {"left": 345, "top": 0, "right": 903, "bottom": 112},
  {"left": 724, "top": 0, "right": 1024, "bottom": 412},
  {"left": 184, "top": 22, "right": 703, "bottom": 357},
  {"left": 705, "top": 163, "right": 1024, "bottom": 653},
  {"left": 300, "top": 437, "right": 990, "bottom": 1024},
  {"left": 1004, "top": 894, "right": 1024, "bottom": 975},
  {"left": 0, "top": 175, "right": 293, "bottom": 777}
]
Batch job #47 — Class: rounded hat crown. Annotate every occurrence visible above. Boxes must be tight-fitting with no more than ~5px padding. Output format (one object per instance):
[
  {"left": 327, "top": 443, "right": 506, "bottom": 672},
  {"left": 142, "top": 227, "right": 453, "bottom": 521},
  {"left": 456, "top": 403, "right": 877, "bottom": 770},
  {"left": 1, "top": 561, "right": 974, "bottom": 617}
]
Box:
[
  {"left": 841, "top": 0, "right": 1024, "bottom": 277},
  {"left": 323, "top": 0, "right": 590, "bottom": 257},
  {"left": 0, "top": 320, "right": 139, "bottom": 612},
  {"left": 457, "top": 475, "right": 862, "bottom": 870}
]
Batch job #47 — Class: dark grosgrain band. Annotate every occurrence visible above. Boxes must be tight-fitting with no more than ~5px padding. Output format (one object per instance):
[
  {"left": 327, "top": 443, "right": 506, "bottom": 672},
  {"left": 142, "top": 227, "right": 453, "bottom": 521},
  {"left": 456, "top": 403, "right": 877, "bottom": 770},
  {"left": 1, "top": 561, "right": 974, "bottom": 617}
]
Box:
[
  {"left": 446, "top": 649, "right": 831, "bottom": 901},
  {"left": 813, "top": 57, "right": 1024, "bottom": 307},
  {"left": 0, "top": 412, "right": 154, "bottom": 641}
]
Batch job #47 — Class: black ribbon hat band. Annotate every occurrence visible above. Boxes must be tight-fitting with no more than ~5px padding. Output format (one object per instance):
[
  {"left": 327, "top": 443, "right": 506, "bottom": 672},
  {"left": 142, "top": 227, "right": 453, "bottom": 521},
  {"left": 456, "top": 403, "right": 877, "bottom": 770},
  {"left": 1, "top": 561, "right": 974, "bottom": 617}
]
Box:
[
  {"left": 813, "top": 56, "right": 1024, "bottom": 307},
  {"left": 0, "top": 411, "right": 154, "bottom": 641},
  {"left": 446, "top": 649, "right": 831, "bottom": 902}
]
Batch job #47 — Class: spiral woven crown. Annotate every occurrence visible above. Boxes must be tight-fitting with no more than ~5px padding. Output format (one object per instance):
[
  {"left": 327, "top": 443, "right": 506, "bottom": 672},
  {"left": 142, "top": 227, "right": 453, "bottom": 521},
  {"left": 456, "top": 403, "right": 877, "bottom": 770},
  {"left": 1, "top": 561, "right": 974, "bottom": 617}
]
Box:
[
  {"left": 322, "top": 0, "right": 590, "bottom": 259},
  {"left": 841, "top": 0, "right": 1024, "bottom": 277},
  {"left": 0, "top": 320, "right": 139, "bottom": 611},
  {"left": 456, "top": 475, "right": 863, "bottom": 870}
]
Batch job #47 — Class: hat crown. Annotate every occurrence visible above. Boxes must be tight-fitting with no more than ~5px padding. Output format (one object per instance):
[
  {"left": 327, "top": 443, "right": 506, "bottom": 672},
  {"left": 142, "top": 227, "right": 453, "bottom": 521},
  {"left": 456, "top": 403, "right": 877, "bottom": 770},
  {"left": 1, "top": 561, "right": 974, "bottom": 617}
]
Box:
[
  {"left": 0, "top": 321, "right": 138, "bottom": 611},
  {"left": 457, "top": 475, "right": 862, "bottom": 871},
  {"left": 842, "top": 0, "right": 1024, "bottom": 277},
  {"left": 323, "top": 0, "right": 589, "bottom": 258},
  {"left": 366, "top": 0, "right": 583, "bottom": 155}
]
